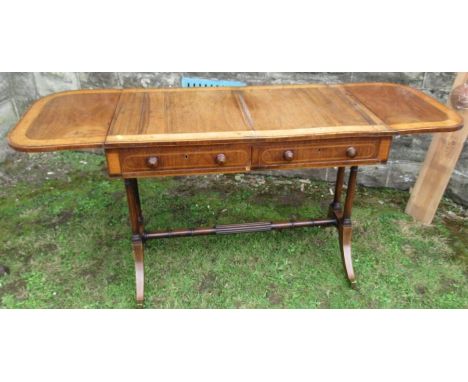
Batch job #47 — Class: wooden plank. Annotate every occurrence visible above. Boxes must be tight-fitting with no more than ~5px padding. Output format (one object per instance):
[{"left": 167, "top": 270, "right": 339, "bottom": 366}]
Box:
[
  {"left": 405, "top": 73, "right": 468, "bottom": 224},
  {"left": 240, "top": 87, "right": 373, "bottom": 129},
  {"left": 7, "top": 89, "right": 121, "bottom": 152},
  {"left": 107, "top": 90, "right": 251, "bottom": 137},
  {"left": 344, "top": 83, "right": 462, "bottom": 133}
]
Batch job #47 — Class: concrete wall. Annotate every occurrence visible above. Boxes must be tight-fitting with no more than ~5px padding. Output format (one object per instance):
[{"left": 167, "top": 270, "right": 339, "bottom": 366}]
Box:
[{"left": 0, "top": 72, "right": 466, "bottom": 205}]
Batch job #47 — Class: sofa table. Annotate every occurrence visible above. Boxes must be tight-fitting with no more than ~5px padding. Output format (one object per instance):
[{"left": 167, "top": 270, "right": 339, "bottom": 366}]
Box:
[{"left": 8, "top": 83, "right": 463, "bottom": 306}]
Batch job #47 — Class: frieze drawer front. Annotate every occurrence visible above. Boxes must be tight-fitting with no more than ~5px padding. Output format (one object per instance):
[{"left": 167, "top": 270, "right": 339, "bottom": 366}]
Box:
[
  {"left": 107, "top": 144, "right": 252, "bottom": 177},
  {"left": 252, "top": 137, "right": 392, "bottom": 169}
]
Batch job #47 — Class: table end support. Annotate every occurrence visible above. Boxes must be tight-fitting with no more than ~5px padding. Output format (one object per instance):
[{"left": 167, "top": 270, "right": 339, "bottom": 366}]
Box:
[
  {"left": 337, "top": 223, "right": 356, "bottom": 287},
  {"left": 132, "top": 237, "right": 145, "bottom": 307},
  {"left": 125, "top": 178, "right": 146, "bottom": 307},
  {"left": 330, "top": 166, "right": 358, "bottom": 287},
  {"left": 328, "top": 166, "right": 345, "bottom": 218}
]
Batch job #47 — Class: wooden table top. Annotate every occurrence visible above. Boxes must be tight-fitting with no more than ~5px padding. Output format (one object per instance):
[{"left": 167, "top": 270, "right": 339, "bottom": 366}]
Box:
[{"left": 8, "top": 83, "right": 463, "bottom": 152}]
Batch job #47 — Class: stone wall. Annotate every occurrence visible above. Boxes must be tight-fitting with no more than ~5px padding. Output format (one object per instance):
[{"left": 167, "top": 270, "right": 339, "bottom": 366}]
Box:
[{"left": 0, "top": 72, "right": 466, "bottom": 205}]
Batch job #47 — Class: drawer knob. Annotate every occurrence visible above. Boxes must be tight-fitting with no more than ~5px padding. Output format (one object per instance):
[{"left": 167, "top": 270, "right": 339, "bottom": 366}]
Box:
[
  {"left": 283, "top": 150, "right": 294, "bottom": 161},
  {"left": 346, "top": 147, "right": 357, "bottom": 158},
  {"left": 215, "top": 153, "right": 226, "bottom": 165},
  {"left": 146, "top": 156, "right": 159, "bottom": 168}
]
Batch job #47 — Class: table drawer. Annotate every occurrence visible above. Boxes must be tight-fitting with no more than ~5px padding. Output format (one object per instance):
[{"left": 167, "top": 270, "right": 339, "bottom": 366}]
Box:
[
  {"left": 107, "top": 144, "right": 252, "bottom": 177},
  {"left": 252, "top": 138, "right": 391, "bottom": 169}
]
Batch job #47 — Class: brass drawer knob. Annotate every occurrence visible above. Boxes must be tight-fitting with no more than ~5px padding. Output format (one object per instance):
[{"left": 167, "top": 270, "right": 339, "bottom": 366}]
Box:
[
  {"left": 283, "top": 150, "right": 294, "bottom": 161},
  {"left": 215, "top": 153, "right": 226, "bottom": 165},
  {"left": 346, "top": 147, "right": 357, "bottom": 158},
  {"left": 146, "top": 156, "right": 159, "bottom": 168}
]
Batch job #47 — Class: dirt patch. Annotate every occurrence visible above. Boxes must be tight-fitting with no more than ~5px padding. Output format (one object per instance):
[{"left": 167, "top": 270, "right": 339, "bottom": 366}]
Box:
[
  {"left": 278, "top": 191, "right": 307, "bottom": 207},
  {"left": 0, "top": 279, "right": 28, "bottom": 300},
  {"left": 250, "top": 192, "right": 274, "bottom": 206},
  {"left": 1, "top": 244, "right": 33, "bottom": 266},
  {"left": 247, "top": 256, "right": 260, "bottom": 268},
  {"left": 0, "top": 152, "right": 72, "bottom": 189},
  {"left": 39, "top": 210, "right": 74, "bottom": 228},
  {"left": 0, "top": 265, "right": 10, "bottom": 276},
  {"left": 78, "top": 256, "right": 107, "bottom": 280},
  {"left": 198, "top": 271, "right": 218, "bottom": 293},
  {"left": 56, "top": 210, "right": 74, "bottom": 225},
  {"left": 105, "top": 273, "right": 119, "bottom": 284},
  {"left": 174, "top": 184, "right": 198, "bottom": 197},
  {"left": 174, "top": 175, "right": 241, "bottom": 198},
  {"left": 415, "top": 284, "right": 427, "bottom": 295},
  {"left": 438, "top": 276, "right": 458, "bottom": 293},
  {"left": 268, "top": 291, "right": 283, "bottom": 305},
  {"left": 441, "top": 216, "right": 468, "bottom": 262},
  {"left": 251, "top": 190, "right": 306, "bottom": 207},
  {"left": 111, "top": 191, "right": 125, "bottom": 202},
  {"left": 267, "top": 283, "right": 284, "bottom": 306},
  {"left": 37, "top": 243, "right": 58, "bottom": 254}
]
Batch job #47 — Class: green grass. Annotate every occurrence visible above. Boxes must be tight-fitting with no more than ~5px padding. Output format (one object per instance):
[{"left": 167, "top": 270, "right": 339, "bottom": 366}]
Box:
[{"left": 0, "top": 151, "right": 467, "bottom": 308}]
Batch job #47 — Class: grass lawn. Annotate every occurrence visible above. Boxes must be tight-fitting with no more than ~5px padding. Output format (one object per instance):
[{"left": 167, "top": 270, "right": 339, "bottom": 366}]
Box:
[{"left": 0, "top": 151, "right": 466, "bottom": 308}]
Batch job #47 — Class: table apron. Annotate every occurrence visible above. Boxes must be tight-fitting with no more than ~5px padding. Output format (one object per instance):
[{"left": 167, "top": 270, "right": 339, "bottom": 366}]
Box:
[{"left": 105, "top": 136, "right": 392, "bottom": 178}]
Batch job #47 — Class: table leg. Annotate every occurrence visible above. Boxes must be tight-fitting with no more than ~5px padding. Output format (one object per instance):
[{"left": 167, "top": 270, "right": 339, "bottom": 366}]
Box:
[
  {"left": 339, "top": 166, "right": 358, "bottom": 287},
  {"left": 329, "top": 167, "right": 345, "bottom": 218},
  {"left": 131, "top": 239, "right": 144, "bottom": 306},
  {"left": 124, "top": 178, "right": 145, "bottom": 306}
]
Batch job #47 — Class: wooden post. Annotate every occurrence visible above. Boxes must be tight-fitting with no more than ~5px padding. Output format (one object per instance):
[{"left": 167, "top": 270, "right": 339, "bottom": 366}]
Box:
[{"left": 405, "top": 73, "right": 468, "bottom": 224}]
